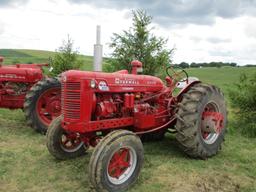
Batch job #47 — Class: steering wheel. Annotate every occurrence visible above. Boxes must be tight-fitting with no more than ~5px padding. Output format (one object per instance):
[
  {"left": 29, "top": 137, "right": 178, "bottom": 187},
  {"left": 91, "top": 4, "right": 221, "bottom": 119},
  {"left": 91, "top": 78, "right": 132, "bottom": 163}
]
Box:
[{"left": 166, "top": 66, "right": 189, "bottom": 83}]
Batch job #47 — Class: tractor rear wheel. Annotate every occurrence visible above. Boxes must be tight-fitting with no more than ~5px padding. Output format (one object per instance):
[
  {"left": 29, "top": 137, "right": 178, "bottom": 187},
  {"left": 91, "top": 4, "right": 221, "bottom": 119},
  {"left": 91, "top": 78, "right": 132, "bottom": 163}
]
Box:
[
  {"left": 24, "top": 78, "right": 61, "bottom": 134},
  {"left": 46, "top": 116, "right": 87, "bottom": 160},
  {"left": 175, "top": 83, "right": 227, "bottom": 159},
  {"left": 88, "top": 130, "right": 144, "bottom": 192}
]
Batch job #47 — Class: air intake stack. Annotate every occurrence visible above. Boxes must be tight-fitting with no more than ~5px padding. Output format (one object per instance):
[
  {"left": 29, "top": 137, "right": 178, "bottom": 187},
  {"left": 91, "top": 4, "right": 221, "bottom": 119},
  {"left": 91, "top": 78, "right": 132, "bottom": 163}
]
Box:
[{"left": 93, "top": 25, "right": 103, "bottom": 71}]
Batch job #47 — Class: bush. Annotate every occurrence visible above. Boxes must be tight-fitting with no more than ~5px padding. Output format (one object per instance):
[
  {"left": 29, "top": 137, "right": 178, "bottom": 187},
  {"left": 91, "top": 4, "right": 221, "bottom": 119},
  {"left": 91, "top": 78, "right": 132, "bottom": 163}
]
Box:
[
  {"left": 49, "top": 36, "right": 83, "bottom": 76},
  {"left": 104, "top": 10, "right": 173, "bottom": 75},
  {"left": 229, "top": 73, "right": 256, "bottom": 137}
]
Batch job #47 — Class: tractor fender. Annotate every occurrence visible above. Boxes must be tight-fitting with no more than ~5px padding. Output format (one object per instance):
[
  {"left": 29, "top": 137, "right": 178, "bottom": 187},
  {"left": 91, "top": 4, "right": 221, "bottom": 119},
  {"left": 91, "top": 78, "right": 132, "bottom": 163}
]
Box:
[{"left": 176, "top": 79, "right": 201, "bottom": 102}]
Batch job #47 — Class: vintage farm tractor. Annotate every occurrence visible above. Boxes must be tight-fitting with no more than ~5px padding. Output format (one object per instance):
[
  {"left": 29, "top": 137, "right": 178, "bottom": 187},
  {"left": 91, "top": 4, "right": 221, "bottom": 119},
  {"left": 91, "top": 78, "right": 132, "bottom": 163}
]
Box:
[
  {"left": 0, "top": 56, "right": 61, "bottom": 133},
  {"left": 46, "top": 60, "right": 227, "bottom": 192}
]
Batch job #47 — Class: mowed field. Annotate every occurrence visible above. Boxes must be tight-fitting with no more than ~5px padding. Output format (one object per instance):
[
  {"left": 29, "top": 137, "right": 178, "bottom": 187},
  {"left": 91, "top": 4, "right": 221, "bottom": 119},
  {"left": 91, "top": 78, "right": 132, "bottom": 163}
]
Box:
[{"left": 1, "top": 49, "right": 256, "bottom": 192}]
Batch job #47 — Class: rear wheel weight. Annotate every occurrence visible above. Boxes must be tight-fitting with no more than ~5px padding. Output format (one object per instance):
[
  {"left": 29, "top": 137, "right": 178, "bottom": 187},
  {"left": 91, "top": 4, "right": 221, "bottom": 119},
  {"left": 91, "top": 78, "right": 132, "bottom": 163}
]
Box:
[
  {"left": 88, "top": 130, "right": 144, "bottom": 192},
  {"left": 46, "top": 116, "right": 87, "bottom": 160},
  {"left": 175, "top": 83, "right": 227, "bottom": 159}
]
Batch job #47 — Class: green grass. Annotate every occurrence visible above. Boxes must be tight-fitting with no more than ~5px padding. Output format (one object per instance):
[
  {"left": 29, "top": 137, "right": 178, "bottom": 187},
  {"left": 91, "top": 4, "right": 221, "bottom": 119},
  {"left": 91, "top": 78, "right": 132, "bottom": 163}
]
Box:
[
  {"left": 0, "top": 49, "right": 55, "bottom": 64},
  {"left": 0, "top": 51, "right": 256, "bottom": 191},
  {"left": 0, "top": 109, "right": 255, "bottom": 192},
  {"left": 186, "top": 67, "right": 256, "bottom": 95},
  {"left": 0, "top": 49, "right": 94, "bottom": 70}
]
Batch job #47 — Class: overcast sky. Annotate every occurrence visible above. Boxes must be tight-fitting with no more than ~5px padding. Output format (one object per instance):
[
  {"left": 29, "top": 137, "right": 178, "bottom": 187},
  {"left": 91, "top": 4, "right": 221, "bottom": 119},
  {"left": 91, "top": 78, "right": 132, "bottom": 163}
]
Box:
[{"left": 0, "top": 0, "right": 256, "bottom": 65}]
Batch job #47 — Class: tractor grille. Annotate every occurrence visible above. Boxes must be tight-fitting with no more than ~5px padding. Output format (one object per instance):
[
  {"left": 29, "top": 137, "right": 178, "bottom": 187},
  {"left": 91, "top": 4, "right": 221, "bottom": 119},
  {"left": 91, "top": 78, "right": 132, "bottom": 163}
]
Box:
[{"left": 61, "top": 82, "right": 81, "bottom": 119}]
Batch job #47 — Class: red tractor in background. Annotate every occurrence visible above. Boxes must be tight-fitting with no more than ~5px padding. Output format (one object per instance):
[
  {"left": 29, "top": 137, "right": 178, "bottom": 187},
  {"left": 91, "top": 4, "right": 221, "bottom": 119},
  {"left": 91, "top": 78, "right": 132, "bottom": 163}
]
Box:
[
  {"left": 46, "top": 60, "right": 227, "bottom": 192},
  {"left": 0, "top": 56, "right": 61, "bottom": 133}
]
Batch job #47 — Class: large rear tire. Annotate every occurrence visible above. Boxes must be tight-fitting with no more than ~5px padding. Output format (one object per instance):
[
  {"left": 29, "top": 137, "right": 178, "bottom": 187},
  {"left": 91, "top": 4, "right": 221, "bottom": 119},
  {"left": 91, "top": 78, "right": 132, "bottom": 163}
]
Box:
[
  {"left": 175, "top": 83, "right": 227, "bottom": 159},
  {"left": 46, "top": 116, "right": 87, "bottom": 160},
  {"left": 24, "top": 78, "right": 61, "bottom": 134},
  {"left": 88, "top": 130, "right": 144, "bottom": 192}
]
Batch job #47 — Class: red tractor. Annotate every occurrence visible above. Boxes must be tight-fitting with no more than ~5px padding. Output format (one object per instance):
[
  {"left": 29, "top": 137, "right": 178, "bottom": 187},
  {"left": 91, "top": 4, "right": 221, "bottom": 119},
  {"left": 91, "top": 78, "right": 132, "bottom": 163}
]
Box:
[
  {"left": 46, "top": 60, "right": 227, "bottom": 192},
  {"left": 0, "top": 56, "right": 61, "bottom": 133}
]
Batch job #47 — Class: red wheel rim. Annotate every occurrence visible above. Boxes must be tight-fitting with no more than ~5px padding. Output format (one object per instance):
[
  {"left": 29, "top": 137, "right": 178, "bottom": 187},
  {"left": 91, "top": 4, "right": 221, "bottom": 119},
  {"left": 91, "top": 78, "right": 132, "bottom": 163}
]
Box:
[
  {"left": 108, "top": 148, "right": 131, "bottom": 179},
  {"left": 107, "top": 147, "right": 137, "bottom": 185},
  {"left": 36, "top": 87, "right": 61, "bottom": 126},
  {"left": 201, "top": 102, "right": 224, "bottom": 144},
  {"left": 60, "top": 132, "right": 83, "bottom": 152}
]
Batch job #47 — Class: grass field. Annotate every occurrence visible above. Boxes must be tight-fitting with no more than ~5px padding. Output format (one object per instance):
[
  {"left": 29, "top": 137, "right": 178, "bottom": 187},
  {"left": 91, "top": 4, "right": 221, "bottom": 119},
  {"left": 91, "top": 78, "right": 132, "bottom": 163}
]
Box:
[
  {"left": 0, "top": 49, "right": 256, "bottom": 192},
  {"left": 0, "top": 49, "right": 94, "bottom": 71}
]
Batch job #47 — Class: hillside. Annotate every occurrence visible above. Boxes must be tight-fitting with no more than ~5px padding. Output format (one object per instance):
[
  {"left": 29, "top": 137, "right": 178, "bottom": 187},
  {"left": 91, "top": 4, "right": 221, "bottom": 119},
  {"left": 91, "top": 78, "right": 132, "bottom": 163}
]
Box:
[{"left": 0, "top": 49, "right": 94, "bottom": 71}]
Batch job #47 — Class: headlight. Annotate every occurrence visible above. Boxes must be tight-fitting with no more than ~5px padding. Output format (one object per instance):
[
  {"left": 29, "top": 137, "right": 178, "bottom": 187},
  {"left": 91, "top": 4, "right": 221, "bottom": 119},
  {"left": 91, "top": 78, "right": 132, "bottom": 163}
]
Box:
[
  {"left": 90, "top": 79, "right": 96, "bottom": 88},
  {"left": 62, "top": 75, "right": 67, "bottom": 82}
]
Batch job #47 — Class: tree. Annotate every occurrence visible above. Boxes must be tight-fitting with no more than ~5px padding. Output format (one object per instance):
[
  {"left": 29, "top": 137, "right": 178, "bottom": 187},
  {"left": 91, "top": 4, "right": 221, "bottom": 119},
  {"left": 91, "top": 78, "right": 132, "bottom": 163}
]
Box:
[
  {"left": 230, "top": 62, "right": 237, "bottom": 67},
  {"left": 229, "top": 73, "right": 256, "bottom": 137},
  {"left": 190, "top": 62, "right": 199, "bottom": 68},
  {"left": 49, "top": 35, "right": 83, "bottom": 76},
  {"left": 179, "top": 62, "right": 189, "bottom": 69},
  {"left": 104, "top": 10, "right": 173, "bottom": 75}
]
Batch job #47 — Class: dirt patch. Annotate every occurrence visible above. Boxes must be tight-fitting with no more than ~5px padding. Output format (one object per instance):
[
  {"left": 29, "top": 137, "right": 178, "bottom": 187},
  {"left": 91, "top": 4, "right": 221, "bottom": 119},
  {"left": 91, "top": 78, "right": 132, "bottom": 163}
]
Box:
[
  {"left": 195, "top": 173, "right": 240, "bottom": 192},
  {"left": 147, "top": 165, "right": 253, "bottom": 192}
]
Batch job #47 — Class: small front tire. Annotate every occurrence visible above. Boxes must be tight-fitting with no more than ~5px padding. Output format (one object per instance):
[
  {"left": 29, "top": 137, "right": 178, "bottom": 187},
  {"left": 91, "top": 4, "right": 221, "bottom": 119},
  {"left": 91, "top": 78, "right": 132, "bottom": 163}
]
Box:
[
  {"left": 88, "top": 130, "right": 144, "bottom": 192},
  {"left": 46, "top": 116, "right": 87, "bottom": 160}
]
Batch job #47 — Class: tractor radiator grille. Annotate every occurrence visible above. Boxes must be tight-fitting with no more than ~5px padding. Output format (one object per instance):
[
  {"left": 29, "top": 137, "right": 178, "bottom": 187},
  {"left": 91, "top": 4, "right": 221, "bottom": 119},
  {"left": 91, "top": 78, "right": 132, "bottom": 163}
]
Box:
[{"left": 61, "top": 82, "right": 81, "bottom": 119}]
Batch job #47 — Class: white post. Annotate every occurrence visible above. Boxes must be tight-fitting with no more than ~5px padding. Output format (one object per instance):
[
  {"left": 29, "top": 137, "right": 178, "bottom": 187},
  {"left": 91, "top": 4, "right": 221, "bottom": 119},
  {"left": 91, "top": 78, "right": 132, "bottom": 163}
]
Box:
[{"left": 93, "top": 25, "right": 103, "bottom": 71}]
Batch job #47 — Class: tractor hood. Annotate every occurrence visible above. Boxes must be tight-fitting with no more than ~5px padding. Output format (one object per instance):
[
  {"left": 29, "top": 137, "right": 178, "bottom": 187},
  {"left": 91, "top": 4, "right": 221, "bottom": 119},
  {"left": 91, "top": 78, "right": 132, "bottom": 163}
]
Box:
[
  {"left": 61, "top": 70, "right": 165, "bottom": 93},
  {"left": 0, "top": 64, "right": 43, "bottom": 83}
]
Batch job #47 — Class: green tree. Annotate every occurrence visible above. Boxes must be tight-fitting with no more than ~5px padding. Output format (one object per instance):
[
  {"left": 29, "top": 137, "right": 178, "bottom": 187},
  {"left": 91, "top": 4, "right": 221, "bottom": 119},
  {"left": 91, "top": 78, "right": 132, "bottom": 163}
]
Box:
[
  {"left": 179, "top": 62, "right": 189, "bottom": 69},
  {"left": 104, "top": 10, "right": 173, "bottom": 75},
  {"left": 229, "top": 73, "right": 256, "bottom": 137},
  {"left": 50, "top": 36, "right": 83, "bottom": 76},
  {"left": 190, "top": 62, "right": 199, "bottom": 68}
]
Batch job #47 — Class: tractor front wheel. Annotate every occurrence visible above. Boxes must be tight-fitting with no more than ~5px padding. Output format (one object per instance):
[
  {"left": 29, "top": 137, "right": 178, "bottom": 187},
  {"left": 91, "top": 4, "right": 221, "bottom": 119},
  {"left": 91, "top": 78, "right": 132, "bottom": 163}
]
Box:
[
  {"left": 24, "top": 78, "right": 61, "bottom": 134},
  {"left": 175, "top": 83, "right": 227, "bottom": 159},
  {"left": 46, "top": 116, "right": 87, "bottom": 160},
  {"left": 88, "top": 130, "right": 144, "bottom": 192}
]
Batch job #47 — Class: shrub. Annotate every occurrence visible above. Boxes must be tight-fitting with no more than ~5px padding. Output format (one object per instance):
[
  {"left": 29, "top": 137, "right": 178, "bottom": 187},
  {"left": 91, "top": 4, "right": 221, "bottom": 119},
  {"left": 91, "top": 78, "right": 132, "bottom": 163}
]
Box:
[
  {"left": 49, "top": 36, "right": 83, "bottom": 76},
  {"left": 229, "top": 73, "right": 256, "bottom": 137}
]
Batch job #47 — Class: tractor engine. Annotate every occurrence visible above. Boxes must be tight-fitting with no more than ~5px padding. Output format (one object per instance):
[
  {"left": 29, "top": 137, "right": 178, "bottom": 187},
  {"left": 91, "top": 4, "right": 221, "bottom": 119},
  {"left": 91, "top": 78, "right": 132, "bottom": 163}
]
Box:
[
  {"left": 93, "top": 93, "right": 167, "bottom": 122},
  {"left": 94, "top": 94, "right": 120, "bottom": 119},
  {"left": 1, "top": 82, "right": 29, "bottom": 95}
]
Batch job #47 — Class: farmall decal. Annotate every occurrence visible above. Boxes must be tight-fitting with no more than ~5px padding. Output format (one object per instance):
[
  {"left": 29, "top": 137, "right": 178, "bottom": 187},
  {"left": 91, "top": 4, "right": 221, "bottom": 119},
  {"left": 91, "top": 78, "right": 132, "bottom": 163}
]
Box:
[
  {"left": 0, "top": 74, "right": 25, "bottom": 79},
  {"left": 115, "top": 78, "right": 139, "bottom": 85},
  {"left": 98, "top": 81, "right": 109, "bottom": 91}
]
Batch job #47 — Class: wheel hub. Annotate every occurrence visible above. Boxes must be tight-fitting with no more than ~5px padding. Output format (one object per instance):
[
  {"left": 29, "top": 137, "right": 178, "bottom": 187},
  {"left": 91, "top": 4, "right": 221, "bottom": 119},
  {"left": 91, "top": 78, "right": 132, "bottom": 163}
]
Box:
[
  {"left": 36, "top": 87, "right": 61, "bottom": 125},
  {"left": 201, "top": 111, "right": 224, "bottom": 133},
  {"left": 60, "top": 132, "right": 83, "bottom": 152},
  {"left": 107, "top": 147, "right": 137, "bottom": 185},
  {"left": 108, "top": 148, "right": 131, "bottom": 179},
  {"left": 46, "top": 99, "right": 61, "bottom": 115},
  {"left": 201, "top": 102, "right": 224, "bottom": 144}
]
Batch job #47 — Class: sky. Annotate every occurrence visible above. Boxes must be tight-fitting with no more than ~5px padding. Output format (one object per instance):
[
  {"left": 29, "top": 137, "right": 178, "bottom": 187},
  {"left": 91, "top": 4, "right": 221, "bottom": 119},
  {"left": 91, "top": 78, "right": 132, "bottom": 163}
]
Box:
[{"left": 0, "top": 0, "right": 256, "bottom": 65}]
